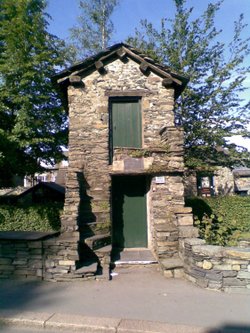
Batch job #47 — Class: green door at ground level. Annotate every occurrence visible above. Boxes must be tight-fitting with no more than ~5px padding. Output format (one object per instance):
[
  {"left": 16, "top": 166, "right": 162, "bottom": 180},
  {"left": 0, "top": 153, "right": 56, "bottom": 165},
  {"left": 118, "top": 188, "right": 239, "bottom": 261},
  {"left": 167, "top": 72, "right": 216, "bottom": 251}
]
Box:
[{"left": 112, "top": 176, "right": 147, "bottom": 248}]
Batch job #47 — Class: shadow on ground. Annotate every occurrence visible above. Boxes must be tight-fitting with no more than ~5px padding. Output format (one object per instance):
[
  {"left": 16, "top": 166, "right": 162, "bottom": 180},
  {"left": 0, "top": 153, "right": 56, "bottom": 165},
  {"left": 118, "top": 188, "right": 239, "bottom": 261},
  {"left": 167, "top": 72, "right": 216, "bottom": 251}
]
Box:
[
  {"left": 207, "top": 325, "right": 250, "bottom": 333},
  {"left": 0, "top": 279, "right": 64, "bottom": 331}
]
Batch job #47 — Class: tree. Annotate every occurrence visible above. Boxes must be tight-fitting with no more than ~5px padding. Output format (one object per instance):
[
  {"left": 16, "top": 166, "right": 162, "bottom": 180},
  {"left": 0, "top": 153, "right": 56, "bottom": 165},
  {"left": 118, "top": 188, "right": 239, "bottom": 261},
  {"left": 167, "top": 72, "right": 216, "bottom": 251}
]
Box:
[
  {"left": 127, "top": 0, "right": 250, "bottom": 169},
  {"left": 68, "top": 0, "right": 119, "bottom": 62},
  {"left": 0, "top": 0, "right": 68, "bottom": 187}
]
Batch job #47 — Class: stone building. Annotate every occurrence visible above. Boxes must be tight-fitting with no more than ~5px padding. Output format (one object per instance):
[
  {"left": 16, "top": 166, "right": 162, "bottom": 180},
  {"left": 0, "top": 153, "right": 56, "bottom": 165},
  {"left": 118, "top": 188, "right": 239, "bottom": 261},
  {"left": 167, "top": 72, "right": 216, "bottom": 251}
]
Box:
[
  {"left": 184, "top": 168, "right": 235, "bottom": 197},
  {"left": 184, "top": 167, "right": 250, "bottom": 197},
  {"left": 2, "top": 44, "right": 249, "bottom": 287},
  {"left": 53, "top": 43, "right": 197, "bottom": 279}
]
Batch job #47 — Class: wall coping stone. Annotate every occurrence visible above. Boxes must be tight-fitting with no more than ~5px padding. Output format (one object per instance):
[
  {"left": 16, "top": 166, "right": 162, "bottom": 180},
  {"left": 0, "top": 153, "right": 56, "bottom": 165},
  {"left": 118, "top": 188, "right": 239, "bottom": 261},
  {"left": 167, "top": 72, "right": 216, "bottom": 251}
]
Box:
[
  {"left": 0, "top": 231, "right": 60, "bottom": 241},
  {"left": 224, "top": 248, "right": 250, "bottom": 260},
  {"left": 192, "top": 244, "right": 224, "bottom": 257},
  {"left": 185, "top": 238, "right": 206, "bottom": 246}
]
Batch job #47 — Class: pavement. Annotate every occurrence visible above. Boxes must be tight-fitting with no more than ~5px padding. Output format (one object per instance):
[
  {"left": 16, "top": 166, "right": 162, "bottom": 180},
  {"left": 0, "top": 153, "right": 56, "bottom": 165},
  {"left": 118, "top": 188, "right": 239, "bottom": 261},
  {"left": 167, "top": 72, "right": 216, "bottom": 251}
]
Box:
[{"left": 0, "top": 265, "right": 250, "bottom": 333}]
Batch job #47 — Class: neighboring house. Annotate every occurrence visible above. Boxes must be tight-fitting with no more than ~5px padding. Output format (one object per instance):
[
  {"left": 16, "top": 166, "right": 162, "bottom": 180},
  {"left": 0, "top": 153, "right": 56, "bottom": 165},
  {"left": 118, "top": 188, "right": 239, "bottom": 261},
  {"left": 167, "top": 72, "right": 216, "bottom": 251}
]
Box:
[
  {"left": 17, "top": 182, "right": 65, "bottom": 203},
  {"left": 0, "top": 182, "right": 65, "bottom": 204},
  {"left": 184, "top": 167, "right": 250, "bottom": 197},
  {"left": 52, "top": 43, "right": 197, "bottom": 277},
  {"left": 24, "top": 158, "right": 68, "bottom": 187},
  {"left": 233, "top": 168, "right": 250, "bottom": 195}
]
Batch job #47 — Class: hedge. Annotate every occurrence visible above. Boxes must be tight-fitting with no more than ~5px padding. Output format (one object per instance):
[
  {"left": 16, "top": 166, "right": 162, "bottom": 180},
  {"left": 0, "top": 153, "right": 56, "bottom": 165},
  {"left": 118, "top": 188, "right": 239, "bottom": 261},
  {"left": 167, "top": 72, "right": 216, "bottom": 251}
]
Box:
[
  {"left": 185, "top": 196, "right": 250, "bottom": 246},
  {"left": 0, "top": 202, "right": 63, "bottom": 232}
]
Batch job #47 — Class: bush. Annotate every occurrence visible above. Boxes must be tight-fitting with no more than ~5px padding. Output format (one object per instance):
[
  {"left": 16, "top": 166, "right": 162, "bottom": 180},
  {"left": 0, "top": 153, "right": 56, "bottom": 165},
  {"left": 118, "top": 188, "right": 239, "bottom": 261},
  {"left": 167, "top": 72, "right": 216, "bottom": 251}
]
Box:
[
  {"left": 0, "top": 202, "right": 63, "bottom": 232},
  {"left": 185, "top": 196, "right": 250, "bottom": 246}
]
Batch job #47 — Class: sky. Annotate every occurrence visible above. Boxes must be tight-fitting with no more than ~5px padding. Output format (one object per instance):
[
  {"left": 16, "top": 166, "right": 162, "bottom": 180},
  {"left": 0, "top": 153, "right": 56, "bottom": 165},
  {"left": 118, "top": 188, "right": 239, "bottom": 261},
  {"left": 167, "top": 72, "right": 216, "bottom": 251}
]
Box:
[
  {"left": 46, "top": 0, "right": 250, "bottom": 44},
  {"left": 46, "top": 0, "right": 250, "bottom": 149}
]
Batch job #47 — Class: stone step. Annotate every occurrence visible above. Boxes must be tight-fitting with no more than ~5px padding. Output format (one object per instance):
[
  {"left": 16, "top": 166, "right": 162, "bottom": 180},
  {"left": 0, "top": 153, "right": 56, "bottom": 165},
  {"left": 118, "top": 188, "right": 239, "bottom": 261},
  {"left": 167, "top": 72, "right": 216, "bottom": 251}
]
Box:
[
  {"left": 160, "top": 257, "right": 183, "bottom": 270},
  {"left": 75, "top": 261, "right": 98, "bottom": 275},
  {"left": 159, "top": 257, "right": 184, "bottom": 279},
  {"left": 95, "top": 244, "right": 112, "bottom": 255},
  {"left": 84, "top": 234, "right": 111, "bottom": 250},
  {"left": 112, "top": 249, "right": 158, "bottom": 266},
  {"left": 179, "top": 226, "right": 199, "bottom": 238}
]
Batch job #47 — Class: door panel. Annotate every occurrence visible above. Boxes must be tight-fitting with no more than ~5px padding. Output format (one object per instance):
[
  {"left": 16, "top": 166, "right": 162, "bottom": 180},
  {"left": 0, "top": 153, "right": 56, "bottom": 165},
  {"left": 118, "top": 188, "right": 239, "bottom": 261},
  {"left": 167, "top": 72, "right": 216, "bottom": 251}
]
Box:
[
  {"left": 112, "top": 176, "right": 147, "bottom": 248},
  {"left": 111, "top": 100, "right": 142, "bottom": 148}
]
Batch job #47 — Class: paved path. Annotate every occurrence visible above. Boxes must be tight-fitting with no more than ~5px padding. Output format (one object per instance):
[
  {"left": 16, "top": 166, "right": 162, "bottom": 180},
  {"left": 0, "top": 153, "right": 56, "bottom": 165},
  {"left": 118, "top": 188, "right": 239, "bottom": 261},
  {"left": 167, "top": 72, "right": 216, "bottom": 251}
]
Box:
[{"left": 0, "top": 266, "right": 249, "bottom": 332}]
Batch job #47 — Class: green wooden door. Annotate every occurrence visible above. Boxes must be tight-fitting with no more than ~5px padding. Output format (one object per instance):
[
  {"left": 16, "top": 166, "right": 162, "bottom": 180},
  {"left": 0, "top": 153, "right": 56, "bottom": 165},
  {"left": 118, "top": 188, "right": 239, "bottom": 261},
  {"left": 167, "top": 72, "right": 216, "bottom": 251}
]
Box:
[
  {"left": 112, "top": 176, "right": 147, "bottom": 248},
  {"left": 111, "top": 99, "right": 142, "bottom": 149}
]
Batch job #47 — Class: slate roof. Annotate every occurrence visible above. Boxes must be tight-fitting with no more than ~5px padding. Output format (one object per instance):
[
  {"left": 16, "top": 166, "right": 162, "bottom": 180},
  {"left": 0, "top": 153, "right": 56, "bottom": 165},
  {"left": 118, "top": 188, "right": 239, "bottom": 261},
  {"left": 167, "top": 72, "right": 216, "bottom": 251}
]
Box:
[
  {"left": 53, "top": 43, "right": 189, "bottom": 100},
  {"left": 233, "top": 168, "right": 250, "bottom": 177},
  {"left": 18, "top": 182, "right": 65, "bottom": 198}
]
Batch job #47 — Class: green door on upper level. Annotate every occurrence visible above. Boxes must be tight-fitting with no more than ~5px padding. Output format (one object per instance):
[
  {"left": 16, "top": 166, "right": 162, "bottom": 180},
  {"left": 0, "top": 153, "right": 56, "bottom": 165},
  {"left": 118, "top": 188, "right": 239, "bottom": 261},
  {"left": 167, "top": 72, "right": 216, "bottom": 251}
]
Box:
[{"left": 110, "top": 99, "right": 142, "bottom": 158}]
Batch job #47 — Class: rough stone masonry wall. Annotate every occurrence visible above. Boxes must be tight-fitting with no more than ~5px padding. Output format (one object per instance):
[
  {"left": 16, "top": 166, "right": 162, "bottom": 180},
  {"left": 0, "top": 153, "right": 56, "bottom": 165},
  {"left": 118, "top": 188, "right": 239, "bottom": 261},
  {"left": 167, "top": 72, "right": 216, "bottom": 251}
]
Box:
[
  {"left": 0, "top": 237, "right": 107, "bottom": 281},
  {"left": 0, "top": 239, "right": 43, "bottom": 280},
  {"left": 150, "top": 175, "right": 198, "bottom": 260},
  {"left": 184, "top": 238, "right": 250, "bottom": 292},
  {"left": 214, "top": 167, "right": 234, "bottom": 195},
  {"left": 62, "top": 58, "right": 187, "bottom": 244}
]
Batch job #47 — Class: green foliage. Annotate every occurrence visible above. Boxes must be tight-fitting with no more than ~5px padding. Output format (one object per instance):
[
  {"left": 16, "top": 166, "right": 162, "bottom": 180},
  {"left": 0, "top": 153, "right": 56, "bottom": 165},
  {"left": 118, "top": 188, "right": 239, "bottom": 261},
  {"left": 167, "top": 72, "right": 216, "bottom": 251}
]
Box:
[
  {"left": 0, "top": 0, "right": 68, "bottom": 186},
  {"left": 186, "top": 196, "right": 250, "bottom": 246},
  {"left": 127, "top": 0, "right": 250, "bottom": 169},
  {"left": 0, "top": 202, "right": 63, "bottom": 231},
  {"left": 68, "top": 0, "right": 119, "bottom": 62},
  {"left": 130, "top": 149, "right": 152, "bottom": 158}
]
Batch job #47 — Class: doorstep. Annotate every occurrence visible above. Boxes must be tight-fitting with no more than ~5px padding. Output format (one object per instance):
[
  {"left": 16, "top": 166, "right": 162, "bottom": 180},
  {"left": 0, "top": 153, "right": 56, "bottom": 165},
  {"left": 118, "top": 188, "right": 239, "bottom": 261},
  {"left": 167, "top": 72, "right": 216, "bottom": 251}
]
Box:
[{"left": 112, "top": 248, "right": 158, "bottom": 265}]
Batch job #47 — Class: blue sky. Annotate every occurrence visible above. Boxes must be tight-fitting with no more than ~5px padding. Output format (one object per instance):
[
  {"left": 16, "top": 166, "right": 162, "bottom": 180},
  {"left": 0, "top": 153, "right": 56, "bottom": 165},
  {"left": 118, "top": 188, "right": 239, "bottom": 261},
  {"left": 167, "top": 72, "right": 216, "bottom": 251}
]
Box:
[
  {"left": 46, "top": 0, "right": 250, "bottom": 45},
  {"left": 46, "top": 0, "right": 250, "bottom": 149},
  {"left": 46, "top": 0, "right": 250, "bottom": 93}
]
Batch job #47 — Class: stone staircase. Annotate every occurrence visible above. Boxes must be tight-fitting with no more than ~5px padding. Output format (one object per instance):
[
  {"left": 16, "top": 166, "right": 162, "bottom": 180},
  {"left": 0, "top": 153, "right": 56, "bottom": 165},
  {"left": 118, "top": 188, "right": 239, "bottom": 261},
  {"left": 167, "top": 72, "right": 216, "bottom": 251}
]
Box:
[
  {"left": 155, "top": 216, "right": 198, "bottom": 278},
  {"left": 76, "top": 233, "right": 112, "bottom": 279},
  {"left": 159, "top": 257, "right": 184, "bottom": 278}
]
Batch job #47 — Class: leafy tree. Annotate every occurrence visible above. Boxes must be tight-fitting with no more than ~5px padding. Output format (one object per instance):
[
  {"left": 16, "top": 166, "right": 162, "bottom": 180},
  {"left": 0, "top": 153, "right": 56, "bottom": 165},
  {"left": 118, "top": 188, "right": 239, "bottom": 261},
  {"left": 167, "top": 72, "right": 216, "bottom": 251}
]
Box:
[
  {"left": 0, "top": 0, "right": 68, "bottom": 187},
  {"left": 127, "top": 0, "right": 250, "bottom": 169},
  {"left": 68, "top": 0, "right": 119, "bottom": 62}
]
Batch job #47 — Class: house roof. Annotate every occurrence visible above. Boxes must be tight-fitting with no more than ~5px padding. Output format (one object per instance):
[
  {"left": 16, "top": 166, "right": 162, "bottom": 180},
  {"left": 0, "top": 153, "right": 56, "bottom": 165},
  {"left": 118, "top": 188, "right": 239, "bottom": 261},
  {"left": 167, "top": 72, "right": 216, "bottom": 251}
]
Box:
[
  {"left": 18, "top": 182, "right": 65, "bottom": 198},
  {"left": 53, "top": 43, "right": 189, "bottom": 100},
  {"left": 233, "top": 168, "right": 250, "bottom": 177},
  {"left": 0, "top": 186, "right": 27, "bottom": 197}
]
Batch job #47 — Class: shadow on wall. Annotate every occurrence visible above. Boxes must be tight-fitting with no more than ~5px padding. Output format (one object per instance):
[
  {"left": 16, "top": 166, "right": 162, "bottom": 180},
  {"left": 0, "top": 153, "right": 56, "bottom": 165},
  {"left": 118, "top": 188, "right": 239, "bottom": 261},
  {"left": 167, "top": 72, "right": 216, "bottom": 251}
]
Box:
[
  {"left": 77, "top": 171, "right": 96, "bottom": 232},
  {"left": 185, "top": 197, "right": 213, "bottom": 221},
  {"left": 76, "top": 172, "right": 100, "bottom": 269},
  {"left": 216, "top": 182, "right": 234, "bottom": 195}
]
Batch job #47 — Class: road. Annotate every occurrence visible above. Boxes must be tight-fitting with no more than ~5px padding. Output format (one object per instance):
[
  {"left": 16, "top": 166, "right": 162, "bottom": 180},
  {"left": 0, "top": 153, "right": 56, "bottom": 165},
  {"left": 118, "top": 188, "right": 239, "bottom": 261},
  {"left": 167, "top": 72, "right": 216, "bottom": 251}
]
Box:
[{"left": 0, "top": 266, "right": 250, "bottom": 333}]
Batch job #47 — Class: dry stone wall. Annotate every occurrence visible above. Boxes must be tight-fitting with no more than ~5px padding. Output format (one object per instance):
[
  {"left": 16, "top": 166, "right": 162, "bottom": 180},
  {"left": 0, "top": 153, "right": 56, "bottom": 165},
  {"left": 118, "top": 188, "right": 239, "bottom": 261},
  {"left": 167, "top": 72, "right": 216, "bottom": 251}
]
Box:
[
  {"left": 0, "top": 239, "right": 43, "bottom": 280},
  {"left": 214, "top": 167, "right": 234, "bottom": 195},
  {"left": 184, "top": 238, "right": 250, "bottom": 292},
  {"left": 0, "top": 234, "right": 109, "bottom": 281}
]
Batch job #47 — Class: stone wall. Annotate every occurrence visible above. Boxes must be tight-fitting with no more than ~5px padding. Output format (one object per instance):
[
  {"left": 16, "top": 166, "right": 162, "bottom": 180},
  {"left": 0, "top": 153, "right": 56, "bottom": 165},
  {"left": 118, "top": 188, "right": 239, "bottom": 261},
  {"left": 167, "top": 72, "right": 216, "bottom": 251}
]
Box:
[
  {"left": 62, "top": 56, "right": 193, "bottom": 266},
  {"left": 214, "top": 167, "right": 234, "bottom": 195},
  {"left": 184, "top": 238, "right": 250, "bottom": 292},
  {"left": 63, "top": 57, "right": 178, "bottom": 236},
  {"left": 183, "top": 171, "right": 197, "bottom": 197},
  {"left": 0, "top": 239, "right": 43, "bottom": 280},
  {"left": 0, "top": 234, "right": 109, "bottom": 281},
  {"left": 149, "top": 174, "right": 198, "bottom": 260},
  {"left": 234, "top": 175, "right": 250, "bottom": 194},
  {"left": 184, "top": 167, "right": 236, "bottom": 197},
  {"left": 3, "top": 234, "right": 250, "bottom": 293}
]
